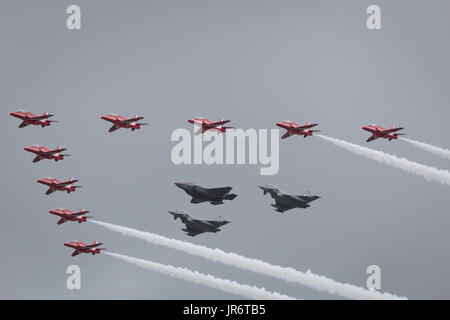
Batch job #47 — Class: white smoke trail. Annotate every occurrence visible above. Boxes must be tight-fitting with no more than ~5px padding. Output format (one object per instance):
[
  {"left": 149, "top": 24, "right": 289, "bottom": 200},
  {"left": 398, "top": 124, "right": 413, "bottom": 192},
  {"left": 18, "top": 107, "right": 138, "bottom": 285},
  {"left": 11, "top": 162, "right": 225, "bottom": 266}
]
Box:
[
  {"left": 316, "top": 134, "right": 450, "bottom": 186},
  {"left": 91, "top": 220, "right": 406, "bottom": 300},
  {"left": 401, "top": 137, "right": 450, "bottom": 160},
  {"left": 105, "top": 252, "right": 295, "bottom": 300}
]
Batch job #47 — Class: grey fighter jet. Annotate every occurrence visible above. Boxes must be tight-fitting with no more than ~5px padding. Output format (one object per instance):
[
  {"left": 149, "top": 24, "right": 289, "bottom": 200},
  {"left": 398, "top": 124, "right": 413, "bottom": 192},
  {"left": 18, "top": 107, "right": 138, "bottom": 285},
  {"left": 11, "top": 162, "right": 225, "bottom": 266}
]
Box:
[
  {"left": 175, "top": 182, "right": 237, "bottom": 205},
  {"left": 168, "top": 210, "right": 231, "bottom": 237},
  {"left": 259, "top": 185, "right": 320, "bottom": 213}
]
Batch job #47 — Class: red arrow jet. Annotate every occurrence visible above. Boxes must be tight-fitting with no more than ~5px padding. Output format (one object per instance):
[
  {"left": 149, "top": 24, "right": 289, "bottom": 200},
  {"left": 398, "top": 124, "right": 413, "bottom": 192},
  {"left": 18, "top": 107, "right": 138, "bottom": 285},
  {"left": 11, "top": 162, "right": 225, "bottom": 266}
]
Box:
[
  {"left": 49, "top": 208, "right": 92, "bottom": 225},
  {"left": 276, "top": 121, "right": 320, "bottom": 139},
  {"left": 362, "top": 124, "right": 405, "bottom": 142},
  {"left": 24, "top": 145, "right": 70, "bottom": 163},
  {"left": 187, "top": 117, "right": 233, "bottom": 135},
  {"left": 64, "top": 241, "right": 105, "bottom": 257},
  {"left": 10, "top": 110, "right": 57, "bottom": 128},
  {"left": 36, "top": 177, "right": 82, "bottom": 195},
  {"left": 101, "top": 114, "right": 148, "bottom": 132}
]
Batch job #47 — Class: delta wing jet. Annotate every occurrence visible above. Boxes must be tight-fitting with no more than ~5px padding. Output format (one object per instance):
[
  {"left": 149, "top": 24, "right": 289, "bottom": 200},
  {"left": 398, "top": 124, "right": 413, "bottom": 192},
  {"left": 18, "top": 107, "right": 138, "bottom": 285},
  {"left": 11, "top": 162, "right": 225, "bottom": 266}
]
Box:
[
  {"left": 169, "top": 210, "right": 230, "bottom": 237},
  {"left": 175, "top": 182, "right": 237, "bottom": 205},
  {"left": 259, "top": 185, "right": 320, "bottom": 213}
]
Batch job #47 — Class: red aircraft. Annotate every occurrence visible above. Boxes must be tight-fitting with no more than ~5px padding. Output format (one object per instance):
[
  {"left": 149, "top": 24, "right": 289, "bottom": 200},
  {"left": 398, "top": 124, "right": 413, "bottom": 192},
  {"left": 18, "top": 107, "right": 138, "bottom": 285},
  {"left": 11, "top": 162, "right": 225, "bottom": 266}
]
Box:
[
  {"left": 36, "top": 177, "right": 82, "bottom": 195},
  {"left": 10, "top": 110, "right": 57, "bottom": 128},
  {"left": 187, "top": 117, "right": 233, "bottom": 135},
  {"left": 24, "top": 145, "right": 70, "bottom": 163},
  {"left": 64, "top": 241, "right": 106, "bottom": 257},
  {"left": 276, "top": 121, "right": 320, "bottom": 139},
  {"left": 362, "top": 124, "right": 405, "bottom": 142},
  {"left": 100, "top": 113, "right": 148, "bottom": 132},
  {"left": 49, "top": 208, "right": 92, "bottom": 225}
]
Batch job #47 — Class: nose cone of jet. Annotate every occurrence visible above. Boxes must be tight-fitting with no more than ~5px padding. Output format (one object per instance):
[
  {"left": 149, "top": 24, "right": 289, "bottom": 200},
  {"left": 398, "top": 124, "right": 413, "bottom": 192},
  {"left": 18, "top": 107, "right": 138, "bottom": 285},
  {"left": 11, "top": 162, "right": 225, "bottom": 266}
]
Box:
[
  {"left": 63, "top": 242, "right": 71, "bottom": 247},
  {"left": 36, "top": 179, "right": 46, "bottom": 184},
  {"left": 24, "top": 146, "right": 33, "bottom": 152},
  {"left": 275, "top": 122, "right": 284, "bottom": 128},
  {"left": 100, "top": 115, "right": 109, "bottom": 121},
  {"left": 187, "top": 119, "right": 195, "bottom": 124},
  {"left": 223, "top": 220, "right": 231, "bottom": 225},
  {"left": 175, "top": 182, "right": 188, "bottom": 190},
  {"left": 361, "top": 125, "right": 369, "bottom": 131},
  {"left": 10, "top": 112, "right": 21, "bottom": 118},
  {"left": 258, "top": 185, "right": 268, "bottom": 191}
]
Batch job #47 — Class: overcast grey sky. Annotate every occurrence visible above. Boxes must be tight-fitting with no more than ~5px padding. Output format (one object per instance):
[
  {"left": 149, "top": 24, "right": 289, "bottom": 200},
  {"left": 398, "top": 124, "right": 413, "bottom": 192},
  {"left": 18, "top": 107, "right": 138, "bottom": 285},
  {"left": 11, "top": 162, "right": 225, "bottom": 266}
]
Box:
[{"left": 1, "top": 0, "right": 450, "bottom": 299}]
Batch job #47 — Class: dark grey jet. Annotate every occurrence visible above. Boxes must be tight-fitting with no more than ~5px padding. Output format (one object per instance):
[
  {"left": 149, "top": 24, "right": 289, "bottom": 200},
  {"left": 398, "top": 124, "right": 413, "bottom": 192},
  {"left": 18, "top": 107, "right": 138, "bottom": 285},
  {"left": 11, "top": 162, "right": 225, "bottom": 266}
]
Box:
[
  {"left": 259, "top": 185, "right": 320, "bottom": 213},
  {"left": 175, "top": 182, "right": 237, "bottom": 205},
  {"left": 168, "top": 210, "right": 231, "bottom": 237}
]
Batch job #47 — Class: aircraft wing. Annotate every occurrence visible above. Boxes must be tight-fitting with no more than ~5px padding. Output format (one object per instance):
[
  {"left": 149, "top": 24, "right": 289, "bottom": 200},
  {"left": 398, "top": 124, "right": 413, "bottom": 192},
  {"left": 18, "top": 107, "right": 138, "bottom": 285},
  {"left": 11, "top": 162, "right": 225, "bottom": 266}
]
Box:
[
  {"left": 84, "top": 243, "right": 102, "bottom": 249},
  {"left": 281, "top": 131, "right": 294, "bottom": 139},
  {"left": 182, "top": 226, "right": 206, "bottom": 237},
  {"left": 45, "top": 188, "right": 55, "bottom": 195},
  {"left": 293, "top": 123, "right": 318, "bottom": 130},
  {"left": 71, "top": 250, "right": 81, "bottom": 257},
  {"left": 54, "top": 180, "right": 78, "bottom": 187},
  {"left": 271, "top": 203, "right": 289, "bottom": 213},
  {"left": 366, "top": 134, "right": 378, "bottom": 142},
  {"left": 118, "top": 117, "right": 144, "bottom": 124},
  {"left": 207, "top": 187, "right": 232, "bottom": 196},
  {"left": 204, "top": 221, "right": 223, "bottom": 228},
  {"left": 32, "top": 155, "right": 43, "bottom": 163},
  {"left": 379, "top": 127, "right": 404, "bottom": 134},
  {"left": 274, "top": 198, "right": 295, "bottom": 212},
  {"left": 109, "top": 125, "right": 119, "bottom": 132},
  {"left": 67, "top": 212, "right": 86, "bottom": 217},
  {"left": 203, "top": 120, "right": 230, "bottom": 128},
  {"left": 41, "top": 149, "right": 64, "bottom": 155},
  {"left": 57, "top": 218, "right": 67, "bottom": 225},
  {"left": 191, "top": 197, "right": 207, "bottom": 204},
  {"left": 19, "top": 121, "right": 29, "bottom": 128},
  {"left": 29, "top": 114, "right": 53, "bottom": 120}
]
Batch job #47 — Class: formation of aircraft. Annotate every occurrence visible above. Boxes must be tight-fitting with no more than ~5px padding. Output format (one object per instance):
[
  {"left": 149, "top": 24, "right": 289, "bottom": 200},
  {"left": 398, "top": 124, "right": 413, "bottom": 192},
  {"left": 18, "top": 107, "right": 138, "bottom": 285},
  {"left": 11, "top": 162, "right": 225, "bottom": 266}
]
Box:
[
  {"left": 9, "top": 110, "right": 57, "bottom": 128},
  {"left": 187, "top": 117, "right": 233, "bottom": 135},
  {"left": 36, "top": 177, "right": 82, "bottom": 195},
  {"left": 362, "top": 124, "right": 405, "bottom": 142},
  {"left": 175, "top": 182, "right": 237, "bottom": 205},
  {"left": 12, "top": 110, "right": 410, "bottom": 247},
  {"left": 276, "top": 120, "right": 320, "bottom": 139},
  {"left": 259, "top": 185, "right": 321, "bottom": 213},
  {"left": 64, "top": 241, "right": 106, "bottom": 256},
  {"left": 24, "top": 145, "right": 70, "bottom": 163},
  {"left": 49, "top": 208, "right": 92, "bottom": 225},
  {"left": 169, "top": 210, "right": 230, "bottom": 237},
  {"left": 101, "top": 114, "right": 148, "bottom": 132}
]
